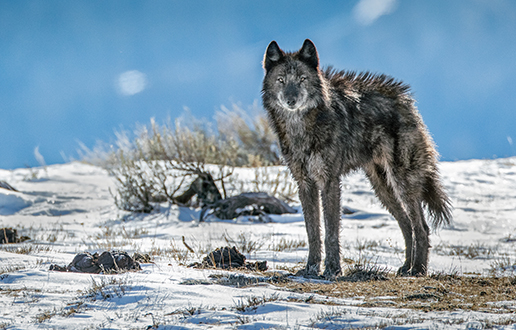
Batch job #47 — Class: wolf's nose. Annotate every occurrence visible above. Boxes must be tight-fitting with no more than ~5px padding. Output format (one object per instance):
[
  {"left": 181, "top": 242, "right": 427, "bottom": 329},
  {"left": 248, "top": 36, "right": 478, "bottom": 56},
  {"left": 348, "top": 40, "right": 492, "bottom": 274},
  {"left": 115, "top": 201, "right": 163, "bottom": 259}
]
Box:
[{"left": 287, "top": 99, "right": 296, "bottom": 106}]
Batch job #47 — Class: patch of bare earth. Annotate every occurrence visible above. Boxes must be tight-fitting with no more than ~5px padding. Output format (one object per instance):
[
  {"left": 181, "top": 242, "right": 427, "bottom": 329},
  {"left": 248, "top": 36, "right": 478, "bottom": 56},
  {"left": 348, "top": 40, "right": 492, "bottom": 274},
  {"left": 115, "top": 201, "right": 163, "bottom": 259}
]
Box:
[{"left": 275, "top": 274, "right": 516, "bottom": 313}]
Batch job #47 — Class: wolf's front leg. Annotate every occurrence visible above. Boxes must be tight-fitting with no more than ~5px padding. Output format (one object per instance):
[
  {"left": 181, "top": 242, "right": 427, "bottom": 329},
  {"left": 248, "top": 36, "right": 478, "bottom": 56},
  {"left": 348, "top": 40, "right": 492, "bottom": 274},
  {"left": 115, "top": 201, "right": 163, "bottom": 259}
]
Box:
[
  {"left": 297, "top": 179, "right": 322, "bottom": 276},
  {"left": 321, "top": 178, "right": 342, "bottom": 279}
]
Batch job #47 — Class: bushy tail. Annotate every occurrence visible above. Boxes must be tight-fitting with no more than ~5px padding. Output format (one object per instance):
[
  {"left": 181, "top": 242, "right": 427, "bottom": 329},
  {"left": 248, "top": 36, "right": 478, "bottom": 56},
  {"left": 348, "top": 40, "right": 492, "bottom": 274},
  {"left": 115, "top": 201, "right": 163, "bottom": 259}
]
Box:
[{"left": 423, "top": 173, "right": 452, "bottom": 229}]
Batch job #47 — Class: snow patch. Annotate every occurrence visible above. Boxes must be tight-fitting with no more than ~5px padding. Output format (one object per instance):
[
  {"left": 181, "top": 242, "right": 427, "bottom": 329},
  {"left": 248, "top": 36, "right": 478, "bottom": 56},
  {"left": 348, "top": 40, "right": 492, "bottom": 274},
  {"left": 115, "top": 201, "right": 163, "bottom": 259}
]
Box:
[{"left": 0, "top": 191, "right": 31, "bottom": 215}]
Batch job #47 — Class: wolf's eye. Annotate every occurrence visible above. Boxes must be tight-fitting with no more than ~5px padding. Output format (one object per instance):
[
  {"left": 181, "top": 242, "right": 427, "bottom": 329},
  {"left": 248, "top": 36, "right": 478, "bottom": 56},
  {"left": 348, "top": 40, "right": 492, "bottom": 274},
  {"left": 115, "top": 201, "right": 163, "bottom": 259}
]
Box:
[
  {"left": 277, "top": 77, "right": 285, "bottom": 84},
  {"left": 300, "top": 76, "right": 306, "bottom": 82}
]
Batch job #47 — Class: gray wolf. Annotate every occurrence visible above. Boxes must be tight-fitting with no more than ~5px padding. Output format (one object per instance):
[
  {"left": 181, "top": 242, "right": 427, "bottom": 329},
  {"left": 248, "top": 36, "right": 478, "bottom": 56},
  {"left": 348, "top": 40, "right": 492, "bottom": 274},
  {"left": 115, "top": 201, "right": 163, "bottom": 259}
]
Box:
[{"left": 261, "top": 39, "right": 451, "bottom": 278}]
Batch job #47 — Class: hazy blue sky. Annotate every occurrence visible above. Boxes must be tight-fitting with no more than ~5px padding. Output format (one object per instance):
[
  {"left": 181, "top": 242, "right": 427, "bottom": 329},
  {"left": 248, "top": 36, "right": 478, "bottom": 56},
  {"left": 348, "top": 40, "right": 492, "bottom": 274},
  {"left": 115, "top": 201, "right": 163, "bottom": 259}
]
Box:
[{"left": 1, "top": 0, "right": 515, "bottom": 169}]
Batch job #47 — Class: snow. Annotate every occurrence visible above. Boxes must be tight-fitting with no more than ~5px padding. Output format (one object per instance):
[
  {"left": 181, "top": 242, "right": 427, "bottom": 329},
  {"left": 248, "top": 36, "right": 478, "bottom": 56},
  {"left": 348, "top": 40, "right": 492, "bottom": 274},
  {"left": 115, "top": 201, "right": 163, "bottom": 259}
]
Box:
[
  {"left": 0, "top": 191, "right": 32, "bottom": 216},
  {"left": 0, "top": 158, "right": 516, "bottom": 329}
]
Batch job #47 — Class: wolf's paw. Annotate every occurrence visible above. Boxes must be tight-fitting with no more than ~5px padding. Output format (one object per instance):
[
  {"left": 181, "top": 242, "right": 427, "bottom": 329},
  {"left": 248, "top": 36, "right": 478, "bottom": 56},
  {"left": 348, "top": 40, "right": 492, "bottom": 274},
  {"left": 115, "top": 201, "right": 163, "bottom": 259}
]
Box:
[
  {"left": 323, "top": 254, "right": 342, "bottom": 280},
  {"left": 323, "top": 260, "right": 342, "bottom": 280},
  {"left": 396, "top": 264, "right": 411, "bottom": 277},
  {"left": 397, "top": 264, "right": 427, "bottom": 277},
  {"left": 295, "top": 264, "right": 321, "bottom": 278},
  {"left": 409, "top": 265, "right": 427, "bottom": 277},
  {"left": 322, "top": 267, "right": 342, "bottom": 280}
]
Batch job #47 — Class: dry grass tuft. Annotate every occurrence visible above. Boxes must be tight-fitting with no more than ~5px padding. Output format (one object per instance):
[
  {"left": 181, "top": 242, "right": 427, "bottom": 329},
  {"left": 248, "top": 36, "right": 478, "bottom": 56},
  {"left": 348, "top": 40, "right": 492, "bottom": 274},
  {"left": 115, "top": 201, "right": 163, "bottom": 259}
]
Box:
[
  {"left": 234, "top": 293, "right": 280, "bottom": 312},
  {"left": 270, "top": 237, "right": 307, "bottom": 252},
  {"left": 82, "top": 276, "right": 130, "bottom": 301},
  {"left": 337, "top": 259, "right": 390, "bottom": 282},
  {"left": 434, "top": 242, "right": 498, "bottom": 259},
  {"left": 0, "top": 244, "right": 54, "bottom": 255},
  {"left": 35, "top": 308, "right": 58, "bottom": 323},
  {"left": 222, "top": 232, "right": 264, "bottom": 255}
]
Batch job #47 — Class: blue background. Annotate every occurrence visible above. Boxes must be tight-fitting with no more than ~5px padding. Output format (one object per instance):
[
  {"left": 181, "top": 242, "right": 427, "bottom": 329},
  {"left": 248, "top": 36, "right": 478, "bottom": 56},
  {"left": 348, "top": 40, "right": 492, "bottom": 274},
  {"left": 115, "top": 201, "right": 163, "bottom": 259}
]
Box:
[{"left": 1, "top": 0, "right": 515, "bottom": 169}]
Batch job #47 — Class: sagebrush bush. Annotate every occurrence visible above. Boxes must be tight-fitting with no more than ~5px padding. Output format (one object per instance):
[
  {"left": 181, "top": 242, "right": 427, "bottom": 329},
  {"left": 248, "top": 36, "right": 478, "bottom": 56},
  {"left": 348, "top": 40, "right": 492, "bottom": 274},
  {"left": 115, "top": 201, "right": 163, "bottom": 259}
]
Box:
[
  {"left": 80, "top": 105, "right": 279, "bottom": 168},
  {"left": 108, "top": 121, "right": 236, "bottom": 212},
  {"left": 80, "top": 104, "right": 292, "bottom": 212},
  {"left": 224, "top": 166, "right": 298, "bottom": 203},
  {"left": 215, "top": 103, "right": 280, "bottom": 166}
]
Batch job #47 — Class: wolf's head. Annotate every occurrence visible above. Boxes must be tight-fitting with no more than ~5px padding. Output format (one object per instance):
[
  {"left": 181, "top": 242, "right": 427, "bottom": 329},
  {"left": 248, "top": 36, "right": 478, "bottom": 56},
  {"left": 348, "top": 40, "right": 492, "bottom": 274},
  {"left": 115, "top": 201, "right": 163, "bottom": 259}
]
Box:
[{"left": 262, "top": 39, "right": 326, "bottom": 112}]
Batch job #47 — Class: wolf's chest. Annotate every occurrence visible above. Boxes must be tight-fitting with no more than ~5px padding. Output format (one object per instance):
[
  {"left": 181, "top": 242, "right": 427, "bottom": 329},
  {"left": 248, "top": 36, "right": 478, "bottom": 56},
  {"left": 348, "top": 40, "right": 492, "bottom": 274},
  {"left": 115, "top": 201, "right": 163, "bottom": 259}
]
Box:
[
  {"left": 286, "top": 142, "right": 330, "bottom": 187},
  {"left": 277, "top": 114, "right": 333, "bottom": 185},
  {"left": 306, "top": 152, "right": 329, "bottom": 186}
]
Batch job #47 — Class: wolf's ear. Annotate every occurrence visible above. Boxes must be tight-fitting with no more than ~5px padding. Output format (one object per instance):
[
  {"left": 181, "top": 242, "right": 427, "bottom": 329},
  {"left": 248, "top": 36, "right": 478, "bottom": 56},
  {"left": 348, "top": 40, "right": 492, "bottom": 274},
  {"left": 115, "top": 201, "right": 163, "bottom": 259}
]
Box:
[
  {"left": 298, "top": 39, "right": 319, "bottom": 69},
  {"left": 264, "top": 41, "right": 284, "bottom": 72}
]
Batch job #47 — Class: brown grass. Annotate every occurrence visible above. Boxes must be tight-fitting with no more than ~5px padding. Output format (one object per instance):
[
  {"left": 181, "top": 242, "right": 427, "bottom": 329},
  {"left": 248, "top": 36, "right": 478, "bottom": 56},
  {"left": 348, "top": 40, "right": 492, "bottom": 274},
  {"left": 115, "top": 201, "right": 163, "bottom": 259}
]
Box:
[{"left": 274, "top": 274, "right": 516, "bottom": 313}]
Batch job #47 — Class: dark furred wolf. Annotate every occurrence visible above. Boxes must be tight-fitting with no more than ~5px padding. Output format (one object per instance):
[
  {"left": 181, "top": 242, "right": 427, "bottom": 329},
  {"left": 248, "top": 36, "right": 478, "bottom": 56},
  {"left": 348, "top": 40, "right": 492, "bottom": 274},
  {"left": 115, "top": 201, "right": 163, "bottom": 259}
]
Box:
[{"left": 261, "top": 39, "right": 452, "bottom": 278}]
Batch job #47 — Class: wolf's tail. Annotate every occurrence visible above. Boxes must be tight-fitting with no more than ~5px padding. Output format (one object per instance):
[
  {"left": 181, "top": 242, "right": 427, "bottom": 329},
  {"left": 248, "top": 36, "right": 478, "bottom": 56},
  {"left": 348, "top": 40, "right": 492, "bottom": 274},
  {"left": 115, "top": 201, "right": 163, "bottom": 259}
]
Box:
[{"left": 423, "top": 171, "right": 452, "bottom": 229}]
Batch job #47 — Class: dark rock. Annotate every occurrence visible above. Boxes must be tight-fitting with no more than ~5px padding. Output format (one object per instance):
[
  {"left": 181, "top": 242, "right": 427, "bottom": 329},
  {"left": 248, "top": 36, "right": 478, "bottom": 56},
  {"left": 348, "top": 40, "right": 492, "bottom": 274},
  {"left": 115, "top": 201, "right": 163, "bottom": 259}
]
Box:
[
  {"left": 48, "top": 264, "right": 67, "bottom": 272},
  {"left": 50, "top": 250, "right": 141, "bottom": 274},
  {"left": 0, "top": 228, "right": 31, "bottom": 244},
  {"left": 98, "top": 251, "right": 139, "bottom": 272},
  {"left": 0, "top": 228, "right": 17, "bottom": 244},
  {"left": 203, "top": 246, "right": 246, "bottom": 269},
  {"left": 200, "top": 192, "right": 296, "bottom": 221},
  {"left": 246, "top": 260, "right": 268, "bottom": 272},
  {"left": 69, "top": 252, "right": 101, "bottom": 273},
  {"left": 191, "top": 246, "right": 268, "bottom": 272}
]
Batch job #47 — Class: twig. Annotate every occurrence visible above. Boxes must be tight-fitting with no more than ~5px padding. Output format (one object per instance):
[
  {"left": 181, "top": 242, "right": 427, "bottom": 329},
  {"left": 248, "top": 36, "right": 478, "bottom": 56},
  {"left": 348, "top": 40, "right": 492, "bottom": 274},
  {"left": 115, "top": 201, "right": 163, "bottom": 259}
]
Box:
[{"left": 182, "top": 236, "right": 194, "bottom": 253}]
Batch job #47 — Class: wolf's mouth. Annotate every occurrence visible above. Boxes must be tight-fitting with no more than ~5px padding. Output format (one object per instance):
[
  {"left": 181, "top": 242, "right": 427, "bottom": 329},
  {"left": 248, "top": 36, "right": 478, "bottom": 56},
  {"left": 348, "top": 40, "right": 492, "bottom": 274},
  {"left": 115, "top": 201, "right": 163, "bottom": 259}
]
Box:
[{"left": 278, "top": 91, "right": 307, "bottom": 111}]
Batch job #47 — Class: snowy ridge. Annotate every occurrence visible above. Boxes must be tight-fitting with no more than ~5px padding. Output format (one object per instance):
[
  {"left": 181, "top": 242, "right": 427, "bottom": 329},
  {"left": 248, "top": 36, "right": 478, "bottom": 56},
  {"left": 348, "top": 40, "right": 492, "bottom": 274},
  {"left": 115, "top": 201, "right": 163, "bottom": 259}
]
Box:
[{"left": 1, "top": 158, "right": 516, "bottom": 329}]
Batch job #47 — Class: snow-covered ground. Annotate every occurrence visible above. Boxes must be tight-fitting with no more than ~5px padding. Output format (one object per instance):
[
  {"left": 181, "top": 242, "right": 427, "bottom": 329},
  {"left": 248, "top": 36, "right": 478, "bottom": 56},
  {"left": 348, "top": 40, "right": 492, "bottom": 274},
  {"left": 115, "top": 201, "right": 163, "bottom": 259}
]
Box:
[{"left": 1, "top": 158, "right": 516, "bottom": 329}]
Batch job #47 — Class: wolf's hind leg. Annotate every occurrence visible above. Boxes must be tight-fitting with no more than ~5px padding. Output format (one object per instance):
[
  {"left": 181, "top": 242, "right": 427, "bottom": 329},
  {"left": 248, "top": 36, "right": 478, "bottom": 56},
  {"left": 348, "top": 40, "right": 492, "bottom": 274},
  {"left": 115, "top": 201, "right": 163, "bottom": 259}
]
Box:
[
  {"left": 365, "top": 164, "right": 415, "bottom": 276},
  {"left": 406, "top": 201, "right": 430, "bottom": 276},
  {"left": 297, "top": 179, "right": 322, "bottom": 276},
  {"left": 321, "top": 178, "right": 342, "bottom": 278}
]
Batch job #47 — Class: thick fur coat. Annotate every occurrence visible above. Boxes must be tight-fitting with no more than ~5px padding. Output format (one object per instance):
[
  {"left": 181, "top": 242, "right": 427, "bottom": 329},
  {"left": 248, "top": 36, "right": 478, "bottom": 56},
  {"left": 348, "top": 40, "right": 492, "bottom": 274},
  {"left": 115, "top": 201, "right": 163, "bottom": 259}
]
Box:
[{"left": 262, "top": 39, "right": 452, "bottom": 278}]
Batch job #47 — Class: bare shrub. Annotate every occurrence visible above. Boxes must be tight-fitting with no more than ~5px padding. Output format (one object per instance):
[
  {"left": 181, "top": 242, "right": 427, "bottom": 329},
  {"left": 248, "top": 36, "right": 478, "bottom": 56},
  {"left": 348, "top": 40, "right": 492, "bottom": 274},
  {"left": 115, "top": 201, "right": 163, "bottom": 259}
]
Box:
[
  {"left": 215, "top": 102, "right": 280, "bottom": 166},
  {"left": 79, "top": 105, "right": 293, "bottom": 212},
  {"left": 106, "top": 116, "right": 238, "bottom": 212},
  {"left": 110, "top": 156, "right": 159, "bottom": 213}
]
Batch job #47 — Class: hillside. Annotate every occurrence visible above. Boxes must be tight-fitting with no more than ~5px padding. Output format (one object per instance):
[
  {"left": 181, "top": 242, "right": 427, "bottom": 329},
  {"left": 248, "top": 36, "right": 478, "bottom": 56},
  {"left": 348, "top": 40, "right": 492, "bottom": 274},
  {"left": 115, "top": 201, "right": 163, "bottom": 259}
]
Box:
[{"left": 1, "top": 158, "right": 516, "bottom": 329}]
